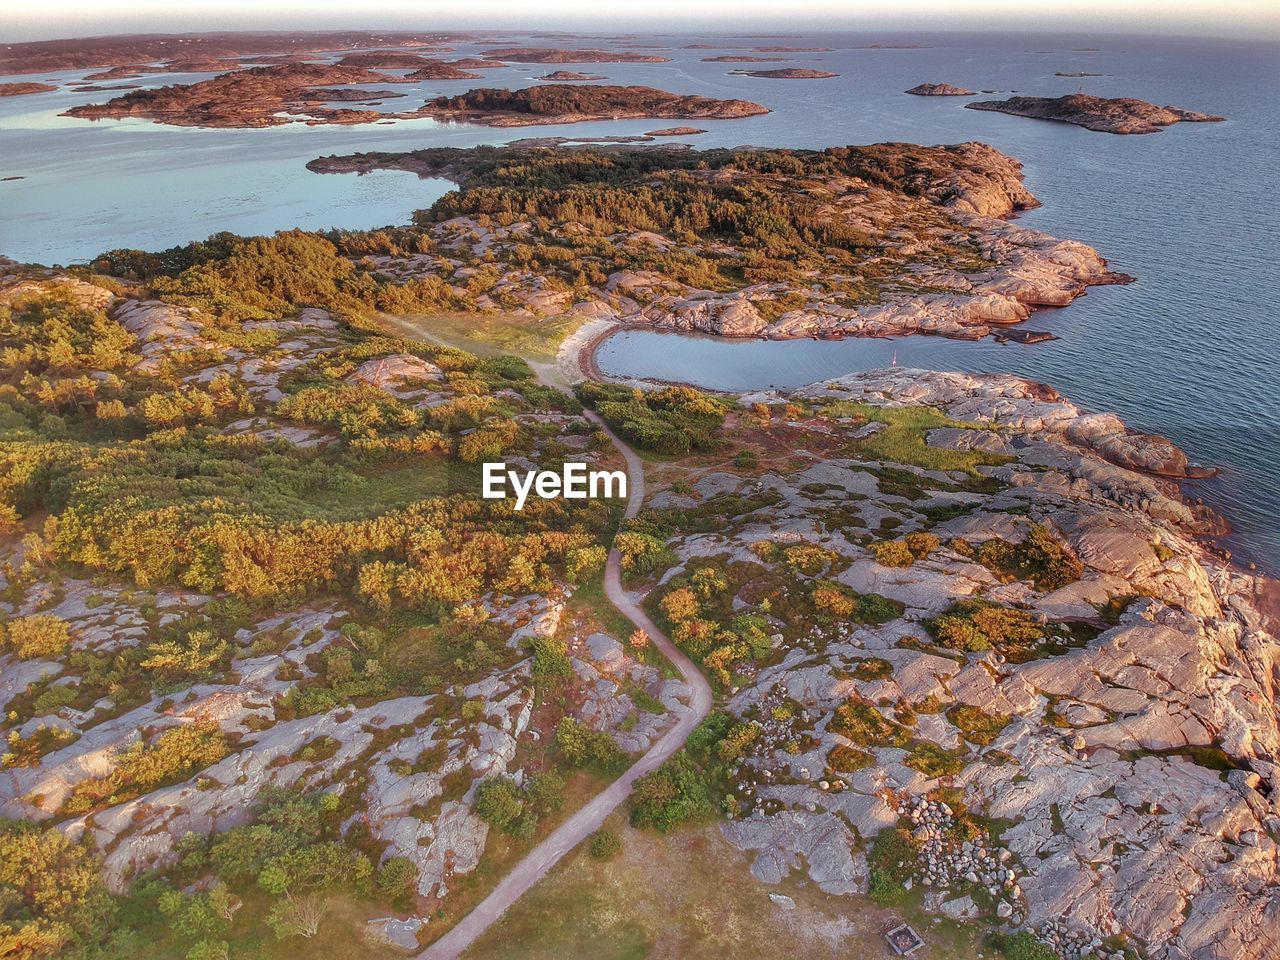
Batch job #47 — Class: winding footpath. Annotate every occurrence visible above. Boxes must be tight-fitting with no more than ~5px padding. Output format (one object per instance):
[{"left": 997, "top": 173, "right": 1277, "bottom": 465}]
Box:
[{"left": 383, "top": 323, "right": 713, "bottom": 960}]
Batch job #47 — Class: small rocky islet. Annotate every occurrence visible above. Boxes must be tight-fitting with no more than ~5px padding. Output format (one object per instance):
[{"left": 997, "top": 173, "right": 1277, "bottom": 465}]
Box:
[
  {"left": 906, "top": 82, "right": 977, "bottom": 96},
  {"left": 966, "top": 93, "right": 1226, "bottom": 134},
  {"left": 0, "top": 82, "right": 58, "bottom": 96},
  {"left": 729, "top": 68, "right": 840, "bottom": 79}
]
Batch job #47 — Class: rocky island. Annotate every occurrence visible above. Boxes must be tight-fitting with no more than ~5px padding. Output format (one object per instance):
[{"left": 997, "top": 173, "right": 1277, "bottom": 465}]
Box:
[
  {"left": 482, "top": 46, "right": 672, "bottom": 63},
  {"left": 730, "top": 68, "right": 839, "bottom": 79},
  {"left": 538, "top": 70, "right": 608, "bottom": 81},
  {"left": 405, "top": 61, "right": 484, "bottom": 80},
  {"left": 0, "top": 29, "right": 460, "bottom": 75},
  {"left": 966, "top": 93, "right": 1226, "bottom": 134},
  {"left": 308, "top": 142, "right": 1126, "bottom": 340},
  {"left": 417, "top": 85, "right": 770, "bottom": 126},
  {"left": 62, "top": 62, "right": 417, "bottom": 127},
  {"left": 59, "top": 68, "right": 768, "bottom": 129},
  {"left": 906, "top": 82, "right": 977, "bottom": 96},
  {"left": 0, "top": 82, "right": 59, "bottom": 96}
]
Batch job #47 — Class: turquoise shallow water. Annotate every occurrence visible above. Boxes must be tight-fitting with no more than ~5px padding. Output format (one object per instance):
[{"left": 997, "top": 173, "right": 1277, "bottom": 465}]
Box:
[{"left": 1, "top": 31, "right": 1277, "bottom": 568}]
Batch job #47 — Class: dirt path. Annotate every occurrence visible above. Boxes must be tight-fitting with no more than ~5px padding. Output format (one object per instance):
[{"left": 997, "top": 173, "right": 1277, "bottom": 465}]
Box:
[{"left": 381, "top": 316, "right": 714, "bottom": 960}]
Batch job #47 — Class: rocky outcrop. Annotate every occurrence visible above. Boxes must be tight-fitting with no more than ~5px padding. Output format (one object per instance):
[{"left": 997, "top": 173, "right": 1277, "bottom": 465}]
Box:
[
  {"left": 966, "top": 94, "right": 1225, "bottom": 134},
  {"left": 347, "top": 353, "right": 445, "bottom": 391},
  {"left": 905, "top": 83, "right": 976, "bottom": 96},
  {"left": 790, "top": 368, "right": 1213, "bottom": 480},
  {"left": 641, "top": 370, "right": 1278, "bottom": 960}
]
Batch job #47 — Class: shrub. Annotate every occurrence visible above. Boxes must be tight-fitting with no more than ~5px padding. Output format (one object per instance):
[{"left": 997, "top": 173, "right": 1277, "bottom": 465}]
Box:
[
  {"left": 975, "top": 524, "right": 1083, "bottom": 591},
  {"left": 831, "top": 701, "right": 908, "bottom": 747},
  {"left": 872, "top": 540, "right": 915, "bottom": 567},
  {"left": 376, "top": 857, "right": 418, "bottom": 897},
  {"left": 852, "top": 657, "right": 893, "bottom": 681},
  {"left": 812, "top": 582, "right": 903, "bottom": 625},
  {"left": 566, "top": 544, "right": 607, "bottom": 583},
  {"left": 473, "top": 776, "right": 525, "bottom": 832},
  {"left": 531, "top": 635, "right": 572, "bottom": 681},
  {"left": 588, "top": 830, "right": 621, "bottom": 860},
  {"left": 904, "top": 742, "right": 966, "bottom": 778},
  {"left": 866, "top": 827, "right": 918, "bottom": 906},
  {"left": 827, "top": 744, "right": 874, "bottom": 772},
  {"left": 904, "top": 531, "right": 941, "bottom": 558},
  {"left": 1, "top": 614, "right": 72, "bottom": 660},
  {"left": 554, "top": 717, "right": 627, "bottom": 772},
  {"left": 659, "top": 587, "right": 700, "bottom": 624},
  {"left": 930, "top": 600, "right": 1044, "bottom": 653},
  {"left": 988, "top": 931, "right": 1062, "bottom": 960},
  {"left": 948, "top": 705, "right": 1011, "bottom": 746},
  {"left": 630, "top": 753, "right": 715, "bottom": 831},
  {"left": 614, "top": 531, "right": 675, "bottom": 574}
]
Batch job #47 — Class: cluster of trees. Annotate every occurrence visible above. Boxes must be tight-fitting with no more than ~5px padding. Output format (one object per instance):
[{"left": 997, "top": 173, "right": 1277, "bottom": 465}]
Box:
[
  {"left": 650, "top": 562, "right": 775, "bottom": 688},
  {"left": 929, "top": 599, "right": 1046, "bottom": 654},
  {"left": 1, "top": 786, "right": 397, "bottom": 960},
  {"left": 629, "top": 711, "right": 739, "bottom": 830},
  {"left": 94, "top": 231, "right": 470, "bottom": 328},
  {"left": 472, "top": 772, "right": 566, "bottom": 840},
  {"left": 63, "top": 722, "right": 231, "bottom": 815},
  {"left": 575, "top": 383, "right": 728, "bottom": 456},
  {"left": 950, "top": 524, "right": 1083, "bottom": 591}
]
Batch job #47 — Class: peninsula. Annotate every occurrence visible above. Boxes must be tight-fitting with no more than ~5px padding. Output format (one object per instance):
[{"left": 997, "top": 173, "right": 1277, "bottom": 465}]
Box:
[{"left": 309, "top": 142, "right": 1127, "bottom": 341}]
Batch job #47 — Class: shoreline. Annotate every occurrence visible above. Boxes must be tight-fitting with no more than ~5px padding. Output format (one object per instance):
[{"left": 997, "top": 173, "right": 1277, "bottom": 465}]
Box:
[{"left": 564, "top": 320, "right": 1276, "bottom": 585}]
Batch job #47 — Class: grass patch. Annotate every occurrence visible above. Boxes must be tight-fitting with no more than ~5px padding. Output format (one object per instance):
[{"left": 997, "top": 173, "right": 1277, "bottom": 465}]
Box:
[{"left": 822, "top": 400, "right": 1011, "bottom": 474}]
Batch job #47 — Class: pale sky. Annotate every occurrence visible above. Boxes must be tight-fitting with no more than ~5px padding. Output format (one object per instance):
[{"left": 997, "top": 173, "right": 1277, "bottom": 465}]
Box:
[{"left": 2, "top": 0, "right": 1278, "bottom": 43}]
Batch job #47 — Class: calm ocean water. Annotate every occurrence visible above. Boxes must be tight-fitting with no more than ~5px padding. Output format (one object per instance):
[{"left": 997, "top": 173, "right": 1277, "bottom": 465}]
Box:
[{"left": 1, "top": 32, "right": 1277, "bottom": 568}]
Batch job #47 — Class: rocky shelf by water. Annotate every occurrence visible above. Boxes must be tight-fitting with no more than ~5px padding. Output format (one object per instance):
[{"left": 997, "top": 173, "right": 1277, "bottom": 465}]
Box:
[
  {"left": 906, "top": 82, "right": 977, "bottom": 96},
  {"left": 966, "top": 94, "right": 1226, "bottom": 134}
]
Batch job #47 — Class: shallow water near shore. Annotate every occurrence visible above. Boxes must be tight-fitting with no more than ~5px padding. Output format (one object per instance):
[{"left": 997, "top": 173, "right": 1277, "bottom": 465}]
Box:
[{"left": 1, "top": 30, "right": 1277, "bottom": 569}]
